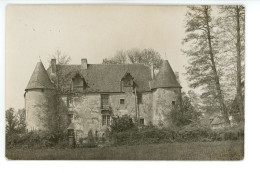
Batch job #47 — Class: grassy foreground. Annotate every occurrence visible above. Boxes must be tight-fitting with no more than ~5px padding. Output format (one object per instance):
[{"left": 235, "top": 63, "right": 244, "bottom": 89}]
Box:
[{"left": 6, "top": 140, "right": 244, "bottom": 160}]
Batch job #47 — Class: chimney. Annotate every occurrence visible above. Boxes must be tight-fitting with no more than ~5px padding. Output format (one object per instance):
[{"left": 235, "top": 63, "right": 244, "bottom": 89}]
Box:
[
  {"left": 81, "top": 59, "right": 88, "bottom": 69},
  {"left": 151, "top": 64, "right": 155, "bottom": 80},
  {"left": 175, "top": 72, "right": 180, "bottom": 84},
  {"left": 51, "top": 59, "right": 56, "bottom": 74}
]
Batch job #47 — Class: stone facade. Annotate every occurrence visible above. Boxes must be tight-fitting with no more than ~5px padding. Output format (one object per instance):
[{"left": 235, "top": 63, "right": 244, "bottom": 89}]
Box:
[
  {"left": 152, "top": 88, "right": 181, "bottom": 127},
  {"left": 25, "top": 59, "right": 182, "bottom": 140}
]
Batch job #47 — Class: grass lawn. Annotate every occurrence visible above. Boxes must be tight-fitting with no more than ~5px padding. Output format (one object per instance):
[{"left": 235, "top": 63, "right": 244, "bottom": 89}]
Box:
[{"left": 6, "top": 140, "right": 244, "bottom": 160}]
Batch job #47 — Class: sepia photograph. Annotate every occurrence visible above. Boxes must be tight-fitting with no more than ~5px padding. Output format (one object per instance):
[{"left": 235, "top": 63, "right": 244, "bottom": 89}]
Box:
[{"left": 5, "top": 4, "right": 244, "bottom": 160}]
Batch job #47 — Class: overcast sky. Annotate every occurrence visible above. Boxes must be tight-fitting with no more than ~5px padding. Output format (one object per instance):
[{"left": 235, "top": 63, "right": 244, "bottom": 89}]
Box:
[{"left": 6, "top": 5, "right": 190, "bottom": 109}]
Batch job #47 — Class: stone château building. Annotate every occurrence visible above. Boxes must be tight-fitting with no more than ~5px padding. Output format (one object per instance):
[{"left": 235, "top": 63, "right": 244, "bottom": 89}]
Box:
[{"left": 24, "top": 58, "right": 182, "bottom": 139}]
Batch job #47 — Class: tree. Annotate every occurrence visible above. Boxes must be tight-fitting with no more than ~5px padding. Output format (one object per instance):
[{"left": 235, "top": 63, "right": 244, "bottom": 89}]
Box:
[
  {"left": 103, "top": 48, "right": 163, "bottom": 70},
  {"left": 6, "top": 108, "right": 27, "bottom": 134},
  {"left": 183, "top": 6, "right": 230, "bottom": 124},
  {"left": 6, "top": 108, "right": 18, "bottom": 134},
  {"left": 218, "top": 6, "right": 245, "bottom": 121},
  {"left": 172, "top": 92, "right": 202, "bottom": 127},
  {"left": 50, "top": 49, "right": 71, "bottom": 65},
  {"left": 16, "top": 108, "right": 26, "bottom": 133}
]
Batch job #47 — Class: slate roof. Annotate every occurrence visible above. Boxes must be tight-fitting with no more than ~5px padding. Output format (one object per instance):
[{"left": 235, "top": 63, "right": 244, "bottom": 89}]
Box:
[
  {"left": 26, "top": 61, "right": 56, "bottom": 90},
  {"left": 150, "top": 60, "right": 181, "bottom": 89},
  {"left": 47, "top": 63, "right": 153, "bottom": 93}
]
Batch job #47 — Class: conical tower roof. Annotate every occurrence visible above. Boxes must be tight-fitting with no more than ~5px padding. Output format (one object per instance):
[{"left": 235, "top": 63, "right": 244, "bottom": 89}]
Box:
[
  {"left": 151, "top": 60, "right": 181, "bottom": 89},
  {"left": 25, "top": 61, "right": 55, "bottom": 90}
]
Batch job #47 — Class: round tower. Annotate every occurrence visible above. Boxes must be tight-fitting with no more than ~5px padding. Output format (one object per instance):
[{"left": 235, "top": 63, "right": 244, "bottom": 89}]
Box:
[
  {"left": 24, "top": 61, "right": 56, "bottom": 131},
  {"left": 151, "top": 60, "right": 182, "bottom": 127}
]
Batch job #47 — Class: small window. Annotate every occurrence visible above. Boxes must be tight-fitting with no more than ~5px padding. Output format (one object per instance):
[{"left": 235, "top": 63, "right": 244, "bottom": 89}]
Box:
[
  {"left": 140, "top": 118, "right": 144, "bottom": 125},
  {"left": 120, "top": 99, "right": 125, "bottom": 104},
  {"left": 102, "top": 115, "right": 110, "bottom": 126},
  {"left": 107, "top": 115, "right": 111, "bottom": 125},
  {"left": 172, "top": 101, "right": 176, "bottom": 106},
  {"left": 41, "top": 89, "right": 44, "bottom": 92},
  {"left": 137, "top": 94, "right": 142, "bottom": 104}
]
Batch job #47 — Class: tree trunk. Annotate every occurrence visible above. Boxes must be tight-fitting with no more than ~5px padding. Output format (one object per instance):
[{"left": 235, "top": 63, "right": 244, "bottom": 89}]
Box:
[
  {"left": 204, "top": 6, "right": 230, "bottom": 124},
  {"left": 235, "top": 6, "right": 244, "bottom": 121}
]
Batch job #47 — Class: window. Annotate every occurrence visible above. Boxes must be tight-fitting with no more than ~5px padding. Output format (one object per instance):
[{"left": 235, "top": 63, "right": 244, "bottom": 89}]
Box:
[
  {"left": 101, "top": 94, "right": 109, "bottom": 109},
  {"left": 124, "top": 80, "right": 132, "bottom": 87},
  {"left": 72, "top": 74, "right": 87, "bottom": 92},
  {"left": 102, "top": 115, "right": 110, "bottom": 126},
  {"left": 122, "top": 73, "right": 133, "bottom": 87},
  {"left": 67, "top": 114, "right": 73, "bottom": 125},
  {"left": 120, "top": 99, "right": 125, "bottom": 104},
  {"left": 140, "top": 118, "right": 144, "bottom": 125},
  {"left": 172, "top": 101, "right": 176, "bottom": 106},
  {"left": 137, "top": 94, "right": 142, "bottom": 104}
]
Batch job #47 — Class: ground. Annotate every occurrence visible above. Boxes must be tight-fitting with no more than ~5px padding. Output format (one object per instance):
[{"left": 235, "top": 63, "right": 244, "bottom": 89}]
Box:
[{"left": 6, "top": 141, "right": 243, "bottom": 160}]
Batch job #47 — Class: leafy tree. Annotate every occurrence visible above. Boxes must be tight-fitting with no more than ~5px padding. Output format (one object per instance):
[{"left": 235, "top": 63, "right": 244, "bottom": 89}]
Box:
[
  {"left": 182, "top": 6, "right": 230, "bottom": 124},
  {"left": 6, "top": 108, "right": 18, "bottom": 134},
  {"left": 16, "top": 108, "right": 26, "bottom": 133},
  {"left": 218, "top": 6, "right": 245, "bottom": 121},
  {"left": 103, "top": 48, "right": 163, "bottom": 70},
  {"left": 172, "top": 92, "right": 202, "bottom": 127},
  {"left": 6, "top": 108, "right": 26, "bottom": 134}
]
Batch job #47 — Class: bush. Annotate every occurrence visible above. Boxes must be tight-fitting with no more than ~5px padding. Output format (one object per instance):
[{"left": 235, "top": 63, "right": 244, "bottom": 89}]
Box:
[
  {"left": 110, "top": 115, "right": 135, "bottom": 133},
  {"left": 110, "top": 122, "right": 244, "bottom": 146},
  {"left": 79, "top": 130, "right": 97, "bottom": 148},
  {"left": 6, "top": 131, "right": 67, "bottom": 149}
]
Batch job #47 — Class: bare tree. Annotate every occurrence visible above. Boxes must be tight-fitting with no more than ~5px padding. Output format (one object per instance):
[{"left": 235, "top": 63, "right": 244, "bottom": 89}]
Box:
[
  {"left": 50, "top": 49, "right": 71, "bottom": 65},
  {"left": 103, "top": 48, "right": 163, "bottom": 70}
]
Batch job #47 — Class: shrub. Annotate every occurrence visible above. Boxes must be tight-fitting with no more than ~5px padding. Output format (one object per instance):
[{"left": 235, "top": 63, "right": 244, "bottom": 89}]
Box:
[
  {"left": 110, "top": 115, "right": 135, "bottom": 133},
  {"left": 6, "top": 131, "right": 67, "bottom": 149},
  {"left": 80, "top": 130, "right": 97, "bottom": 148},
  {"left": 110, "top": 121, "right": 244, "bottom": 146}
]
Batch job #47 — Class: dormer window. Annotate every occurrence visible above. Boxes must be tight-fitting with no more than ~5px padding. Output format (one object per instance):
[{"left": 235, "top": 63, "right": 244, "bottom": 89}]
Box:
[
  {"left": 122, "top": 73, "right": 134, "bottom": 87},
  {"left": 72, "top": 73, "right": 87, "bottom": 92},
  {"left": 121, "top": 72, "right": 134, "bottom": 92}
]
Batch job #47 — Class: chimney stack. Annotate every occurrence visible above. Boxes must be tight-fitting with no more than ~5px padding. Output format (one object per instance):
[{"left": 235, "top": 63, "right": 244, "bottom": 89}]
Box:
[
  {"left": 51, "top": 59, "right": 56, "bottom": 74},
  {"left": 175, "top": 72, "right": 180, "bottom": 84},
  {"left": 81, "top": 59, "right": 88, "bottom": 69},
  {"left": 151, "top": 64, "right": 155, "bottom": 80}
]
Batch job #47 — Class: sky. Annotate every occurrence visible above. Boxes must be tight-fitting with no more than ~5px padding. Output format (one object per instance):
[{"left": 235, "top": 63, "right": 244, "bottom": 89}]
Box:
[{"left": 6, "top": 5, "right": 190, "bottom": 109}]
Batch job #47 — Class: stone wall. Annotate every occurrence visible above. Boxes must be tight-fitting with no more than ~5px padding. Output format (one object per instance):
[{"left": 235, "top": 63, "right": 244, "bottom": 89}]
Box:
[
  {"left": 26, "top": 87, "right": 180, "bottom": 135},
  {"left": 64, "top": 94, "right": 102, "bottom": 139},
  {"left": 25, "top": 89, "right": 56, "bottom": 131},
  {"left": 138, "top": 92, "right": 153, "bottom": 125},
  {"left": 152, "top": 88, "right": 181, "bottom": 127},
  {"left": 58, "top": 92, "right": 144, "bottom": 140},
  {"left": 109, "top": 92, "right": 136, "bottom": 118}
]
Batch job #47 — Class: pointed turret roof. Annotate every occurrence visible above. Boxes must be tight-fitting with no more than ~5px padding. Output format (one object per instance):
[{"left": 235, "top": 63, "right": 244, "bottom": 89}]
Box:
[
  {"left": 150, "top": 60, "right": 181, "bottom": 89},
  {"left": 25, "top": 61, "right": 55, "bottom": 90}
]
